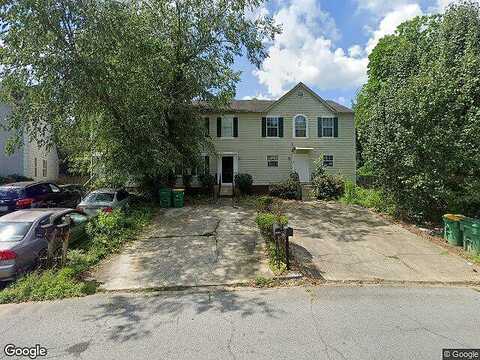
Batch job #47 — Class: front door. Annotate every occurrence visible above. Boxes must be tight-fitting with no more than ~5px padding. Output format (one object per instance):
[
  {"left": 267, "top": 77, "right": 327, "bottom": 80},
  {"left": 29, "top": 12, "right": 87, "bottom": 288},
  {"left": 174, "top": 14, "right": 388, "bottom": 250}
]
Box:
[
  {"left": 293, "top": 154, "right": 311, "bottom": 182},
  {"left": 221, "top": 156, "right": 234, "bottom": 184}
]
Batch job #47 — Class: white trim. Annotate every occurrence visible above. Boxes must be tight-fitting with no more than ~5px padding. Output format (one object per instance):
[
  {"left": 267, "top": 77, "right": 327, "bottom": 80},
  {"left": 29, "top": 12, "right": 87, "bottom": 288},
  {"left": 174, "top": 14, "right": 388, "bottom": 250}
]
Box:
[
  {"left": 217, "top": 152, "right": 239, "bottom": 185},
  {"left": 292, "top": 114, "right": 309, "bottom": 138}
]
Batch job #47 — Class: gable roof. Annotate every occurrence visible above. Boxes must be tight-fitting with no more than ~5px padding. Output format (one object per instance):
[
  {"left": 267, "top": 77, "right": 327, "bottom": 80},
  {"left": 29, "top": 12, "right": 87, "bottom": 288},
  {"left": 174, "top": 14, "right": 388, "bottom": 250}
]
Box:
[{"left": 195, "top": 82, "right": 353, "bottom": 114}]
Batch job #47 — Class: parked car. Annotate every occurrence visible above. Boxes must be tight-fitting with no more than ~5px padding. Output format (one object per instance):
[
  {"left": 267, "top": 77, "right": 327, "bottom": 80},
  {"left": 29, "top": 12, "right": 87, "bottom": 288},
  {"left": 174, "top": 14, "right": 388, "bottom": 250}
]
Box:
[
  {"left": 59, "top": 184, "right": 86, "bottom": 198},
  {"left": 0, "top": 208, "right": 89, "bottom": 282},
  {"left": 0, "top": 181, "right": 82, "bottom": 216},
  {"left": 77, "top": 189, "right": 130, "bottom": 217}
]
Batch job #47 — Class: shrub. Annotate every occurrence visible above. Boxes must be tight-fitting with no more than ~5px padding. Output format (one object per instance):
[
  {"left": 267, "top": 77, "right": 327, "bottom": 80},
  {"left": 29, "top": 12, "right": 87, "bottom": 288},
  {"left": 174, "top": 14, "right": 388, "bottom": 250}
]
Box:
[
  {"left": 256, "top": 196, "right": 274, "bottom": 213},
  {"left": 182, "top": 174, "right": 192, "bottom": 189},
  {"left": 269, "top": 173, "right": 301, "bottom": 200},
  {"left": 255, "top": 212, "right": 288, "bottom": 239},
  {"left": 234, "top": 173, "right": 253, "bottom": 195},
  {"left": 312, "top": 173, "right": 345, "bottom": 200},
  {"left": 199, "top": 173, "right": 215, "bottom": 191},
  {"left": 341, "top": 180, "right": 395, "bottom": 214}
]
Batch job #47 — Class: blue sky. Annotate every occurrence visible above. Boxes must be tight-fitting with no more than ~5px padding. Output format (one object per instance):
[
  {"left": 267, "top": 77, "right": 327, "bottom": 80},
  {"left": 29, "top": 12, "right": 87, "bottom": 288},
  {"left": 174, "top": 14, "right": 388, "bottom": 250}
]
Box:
[{"left": 234, "top": 0, "right": 462, "bottom": 107}]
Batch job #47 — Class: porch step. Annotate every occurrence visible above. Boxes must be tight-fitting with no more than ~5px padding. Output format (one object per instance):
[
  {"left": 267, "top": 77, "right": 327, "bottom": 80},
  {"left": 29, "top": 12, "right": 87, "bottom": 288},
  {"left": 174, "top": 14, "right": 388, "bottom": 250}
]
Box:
[
  {"left": 301, "top": 184, "right": 315, "bottom": 201},
  {"left": 220, "top": 184, "right": 233, "bottom": 197}
]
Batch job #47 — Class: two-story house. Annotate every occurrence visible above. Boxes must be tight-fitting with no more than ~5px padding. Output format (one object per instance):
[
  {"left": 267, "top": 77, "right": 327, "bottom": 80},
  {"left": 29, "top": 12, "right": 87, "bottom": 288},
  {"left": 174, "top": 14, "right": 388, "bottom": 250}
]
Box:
[
  {"left": 0, "top": 104, "right": 59, "bottom": 181},
  {"left": 192, "top": 82, "right": 356, "bottom": 193}
]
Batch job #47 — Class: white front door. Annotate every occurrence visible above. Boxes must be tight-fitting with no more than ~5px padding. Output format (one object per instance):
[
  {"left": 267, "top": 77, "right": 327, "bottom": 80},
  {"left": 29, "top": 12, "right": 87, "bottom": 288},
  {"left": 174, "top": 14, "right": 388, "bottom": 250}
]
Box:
[{"left": 293, "top": 154, "right": 311, "bottom": 182}]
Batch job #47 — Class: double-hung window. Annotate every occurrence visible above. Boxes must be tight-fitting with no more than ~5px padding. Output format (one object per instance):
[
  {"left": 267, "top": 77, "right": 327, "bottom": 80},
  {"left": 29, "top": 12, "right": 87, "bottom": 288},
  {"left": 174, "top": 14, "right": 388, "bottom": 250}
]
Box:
[
  {"left": 221, "top": 117, "right": 234, "bottom": 138},
  {"left": 267, "top": 155, "right": 279, "bottom": 167},
  {"left": 321, "top": 118, "right": 334, "bottom": 137},
  {"left": 266, "top": 117, "right": 279, "bottom": 137},
  {"left": 294, "top": 115, "right": 307, "bottom": 138}
]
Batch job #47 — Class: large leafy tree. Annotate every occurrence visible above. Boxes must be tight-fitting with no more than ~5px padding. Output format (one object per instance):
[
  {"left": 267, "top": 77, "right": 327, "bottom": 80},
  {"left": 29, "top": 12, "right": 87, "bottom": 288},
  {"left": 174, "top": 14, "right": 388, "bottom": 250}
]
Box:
[
  {"left": 0, "top": 0, "right": 279, "bottom": 185},
  {"left": 356, "top": 1, "right": 480, "bottom": 221}
]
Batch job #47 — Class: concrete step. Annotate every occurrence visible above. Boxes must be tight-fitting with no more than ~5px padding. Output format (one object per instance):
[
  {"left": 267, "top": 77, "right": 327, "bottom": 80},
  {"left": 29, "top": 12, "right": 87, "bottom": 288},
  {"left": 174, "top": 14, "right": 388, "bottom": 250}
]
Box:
[{"left": 220, "top": 185, "right": 233, "bottom": 197}]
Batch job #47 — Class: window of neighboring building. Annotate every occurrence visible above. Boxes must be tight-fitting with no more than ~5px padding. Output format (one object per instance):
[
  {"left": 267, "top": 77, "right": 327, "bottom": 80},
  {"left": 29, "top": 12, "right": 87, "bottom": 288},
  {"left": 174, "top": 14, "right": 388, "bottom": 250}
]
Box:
[
  {"left": 267, "top": 155, "right": 279, "bottom": 167},
  {"left": 266, "top": 117, "right": 279, "bottom": 137},
  {"left": 42, "top": 160, "right": 47, "bottom": 177},
  {"left": 323, "top": 154, "right": 334, "bottom": 167},
  {"left": 34, "top": 158, "right": 38, "bottom": 177},
  {"left": 294, "top": 115, "right": 308, "bottom": 138},
  {"left": 321, "top": 118, "right": 334, "bottom": 137},
  {"left": 221, "top": 117, "right": 234, "bottom": 138}
]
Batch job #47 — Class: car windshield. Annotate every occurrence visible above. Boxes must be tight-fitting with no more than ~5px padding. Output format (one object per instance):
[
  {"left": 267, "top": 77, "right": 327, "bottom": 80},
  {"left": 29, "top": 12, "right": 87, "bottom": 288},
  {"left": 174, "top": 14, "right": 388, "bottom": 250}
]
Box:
[
  {"left": 0, "top": 222, "right": 32, "bottom": 242},
  {"left": 83, "top": 192, "right": 115, "bottom": 203},
  {"left": 0, "top": 187, "right": 23, "bottom": 199}
]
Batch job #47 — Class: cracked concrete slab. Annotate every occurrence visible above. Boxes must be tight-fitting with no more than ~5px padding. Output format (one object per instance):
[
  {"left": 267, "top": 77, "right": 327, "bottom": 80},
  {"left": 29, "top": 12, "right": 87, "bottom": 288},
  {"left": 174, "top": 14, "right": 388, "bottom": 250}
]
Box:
[
  {"left": 287, "top": 201, "right": 480, "bottom": 283},
  {"left": 94, "top": 204, "right": 271, "bottom": 290}
]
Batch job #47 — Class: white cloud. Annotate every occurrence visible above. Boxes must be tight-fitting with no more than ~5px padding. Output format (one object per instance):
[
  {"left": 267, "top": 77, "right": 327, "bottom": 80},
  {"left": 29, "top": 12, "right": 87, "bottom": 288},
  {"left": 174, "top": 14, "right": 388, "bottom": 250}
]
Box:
[
  {"left": 365, "top": 4, "right": 423, "bottom": 54},
  {"left": 336, "top": 96, "right": 347, "bottom": 105},
  {"left": 356, "top": 0, "right": 414, "bottom": 15},
  {"left": 254, "top": 0, "right": 367, "bottom": 97},
  {"left": 242, "top": 93, "right": 274, "bottom": 100}
]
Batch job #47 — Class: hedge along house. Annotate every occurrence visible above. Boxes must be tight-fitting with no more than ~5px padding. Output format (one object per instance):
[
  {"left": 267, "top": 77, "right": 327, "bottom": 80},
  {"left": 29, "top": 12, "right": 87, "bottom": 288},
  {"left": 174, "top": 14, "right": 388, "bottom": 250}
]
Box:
[{"left": 185, "top": 82, "right": 356, "bottom": 193}]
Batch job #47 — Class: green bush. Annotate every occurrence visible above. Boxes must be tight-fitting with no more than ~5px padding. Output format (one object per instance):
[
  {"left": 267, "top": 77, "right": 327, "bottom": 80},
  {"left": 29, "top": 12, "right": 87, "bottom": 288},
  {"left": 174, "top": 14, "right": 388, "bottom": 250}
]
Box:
[
  {"left": 256, "top": 196, "right": 274, "bottom": 213},
  {"left": 341, "top": 180, "right": 395, "bottom": 214},
  {"left": 312, "top": 173, "right": 345, "bottom": 200},
  {"left": 199, "top": 173, "right": 215, "bottom": 191},
  {"left": 255, "top": 212, "right": 288, "bottom": 239},
  {"left": 269, "top": 173, "right": 301, "bottom": 200},
  {"left": 234, "top": 173, "right": 253, "bottom": 195}
]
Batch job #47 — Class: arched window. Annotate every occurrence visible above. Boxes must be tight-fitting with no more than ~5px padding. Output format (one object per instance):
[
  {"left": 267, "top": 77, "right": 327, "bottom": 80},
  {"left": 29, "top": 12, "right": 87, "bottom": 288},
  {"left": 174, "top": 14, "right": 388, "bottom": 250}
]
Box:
[{"left": 294, "top": 115, "right": 307, "bottom": 138}]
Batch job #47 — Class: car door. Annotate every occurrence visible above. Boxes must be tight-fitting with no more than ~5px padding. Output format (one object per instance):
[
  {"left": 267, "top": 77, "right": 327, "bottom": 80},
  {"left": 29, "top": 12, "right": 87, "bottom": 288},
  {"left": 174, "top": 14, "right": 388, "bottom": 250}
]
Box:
[
  {"left": 46, "top": 183, "right": 64, "bottom": 207},
  {"left": 26, "top": 185, "right": 49, "bottom": 208},
  {"left": 20, "top": 217, "right": 50, "bottom": 271}
]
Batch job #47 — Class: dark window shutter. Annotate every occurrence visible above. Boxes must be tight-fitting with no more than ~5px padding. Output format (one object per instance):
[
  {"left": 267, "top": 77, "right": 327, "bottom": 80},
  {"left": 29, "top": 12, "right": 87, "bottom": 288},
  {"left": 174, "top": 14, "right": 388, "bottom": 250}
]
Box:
[
  {"left": 334, "top": 117, "right": 338, "bottom": 137},
  {"left": 318, "top": 117, "right": 323, "bottom": 137},
  {"left": 204, "top": 156, "right": 210, "bottom": 174},
  {"left": 278, "top": 117, "right": 284, "bottom": 138},
  {"left": 204, "top": 117, "right": 209, "bottom": 136},
  {"left": 217, "top": 117, "right": 222, "bottom": 137},
  {"left": 262, "top": 117, "right": 266, "bottom": 137},
  {"left": 233, "top": 117, "right": 238, "bottom": 137}
]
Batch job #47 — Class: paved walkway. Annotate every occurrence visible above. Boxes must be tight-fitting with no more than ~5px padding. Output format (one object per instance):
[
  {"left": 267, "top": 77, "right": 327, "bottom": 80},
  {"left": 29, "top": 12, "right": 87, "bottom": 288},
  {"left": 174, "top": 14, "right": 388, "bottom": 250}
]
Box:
[
  {"left": 287, "top": 201, "right": 480, "bottom": 283},
  {"left": 94, "top": 203, "right": 270, "bottom": 290}
]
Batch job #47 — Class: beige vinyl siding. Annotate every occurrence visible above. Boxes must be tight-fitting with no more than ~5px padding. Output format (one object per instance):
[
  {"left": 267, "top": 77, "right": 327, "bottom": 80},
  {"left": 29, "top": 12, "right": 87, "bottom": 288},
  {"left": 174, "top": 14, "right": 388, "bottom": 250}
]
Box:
[{"left": 206, "top": 88, "right": 356, "bottom": 185}]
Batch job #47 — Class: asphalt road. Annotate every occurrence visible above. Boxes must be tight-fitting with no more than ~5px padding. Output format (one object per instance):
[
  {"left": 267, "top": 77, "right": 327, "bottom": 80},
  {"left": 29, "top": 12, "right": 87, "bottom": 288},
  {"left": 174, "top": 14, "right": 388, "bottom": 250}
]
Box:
[{"left": 0, "top": 286, "right": 479, "bottom": 360}]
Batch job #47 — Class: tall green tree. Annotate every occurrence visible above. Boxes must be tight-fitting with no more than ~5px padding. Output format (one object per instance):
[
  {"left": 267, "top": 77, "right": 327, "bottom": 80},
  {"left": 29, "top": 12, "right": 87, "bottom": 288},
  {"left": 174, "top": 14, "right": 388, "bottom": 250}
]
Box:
[
  {"left": 0, "top": 0, "right": 279, "bottom": 186},
  {"left": 356, "top": 1, "right": 480, "bottom": 221}
]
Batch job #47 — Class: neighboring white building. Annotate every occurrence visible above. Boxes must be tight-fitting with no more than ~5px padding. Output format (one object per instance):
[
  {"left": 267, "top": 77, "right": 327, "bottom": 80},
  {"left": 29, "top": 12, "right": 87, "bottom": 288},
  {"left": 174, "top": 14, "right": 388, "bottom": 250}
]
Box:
[
  {"left": 188, "top": 82, "right": 356, "bottom": 191},
  {"left": 0, "top": 104, "right": 59, "bottom": 181}
]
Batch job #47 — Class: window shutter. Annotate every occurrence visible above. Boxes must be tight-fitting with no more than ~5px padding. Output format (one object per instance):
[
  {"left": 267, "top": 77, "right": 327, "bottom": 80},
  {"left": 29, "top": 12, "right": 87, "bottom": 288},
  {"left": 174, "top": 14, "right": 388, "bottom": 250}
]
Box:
[
  {"left": 334, "top": 117, "right": 339, "bottom": 137},
  {"left": 204, "top": 156, "right": 210, "bottom": 175},
  {"left": 233, "top": 117, "right": 238, "bottom": 137},
  {"left": 279, "top": 117, "right": 284, "bottom": 138},
  {"left": 262, "top": 117, "right": 266, "bottom": 137},
  {"left": 205, "top": 117, "right": 209, "bottom": 136},
  {"left": 217, "top": 117, "right": 222, "bottom": 137},
  {"left": 318, "top": 117, "right": 323, "bottom": 137}
]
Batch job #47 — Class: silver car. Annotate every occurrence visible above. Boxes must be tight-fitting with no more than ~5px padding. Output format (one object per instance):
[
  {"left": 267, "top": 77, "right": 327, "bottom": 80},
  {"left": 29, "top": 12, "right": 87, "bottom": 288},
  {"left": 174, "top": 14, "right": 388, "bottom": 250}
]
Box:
[
  {"left": 0, "top": 209, "right": 89, "bottom": 282},
  {"left": 77, "top": 189, "right": 129, "bottom": 217}
]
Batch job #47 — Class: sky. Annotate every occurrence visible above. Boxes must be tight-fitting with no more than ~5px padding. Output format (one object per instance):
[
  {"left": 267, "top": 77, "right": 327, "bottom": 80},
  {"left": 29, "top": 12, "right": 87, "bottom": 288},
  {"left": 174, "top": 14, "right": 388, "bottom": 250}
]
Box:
[{"left": 234, "top": 0, "right": 471, "bottom": 107}]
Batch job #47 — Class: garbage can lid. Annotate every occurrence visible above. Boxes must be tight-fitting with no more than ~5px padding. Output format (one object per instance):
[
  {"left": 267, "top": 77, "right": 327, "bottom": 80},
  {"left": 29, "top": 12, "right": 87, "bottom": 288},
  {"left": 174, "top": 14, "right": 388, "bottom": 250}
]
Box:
[
  {"left": 443, "top": 214, "right": 464, "bottom": 221},
  {"left": 173, "top": 188, "right": 185, "bottom": 192}
]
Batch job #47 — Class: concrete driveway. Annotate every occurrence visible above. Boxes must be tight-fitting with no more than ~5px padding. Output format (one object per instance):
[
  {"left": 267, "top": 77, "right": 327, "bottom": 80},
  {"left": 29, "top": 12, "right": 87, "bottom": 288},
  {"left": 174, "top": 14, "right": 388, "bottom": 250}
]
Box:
[
  {"left": 94, "top": 203, "right": 270, "bottom": 290},
  {"left": 287, "top": 201, "right": 480, "bottom": 283}
]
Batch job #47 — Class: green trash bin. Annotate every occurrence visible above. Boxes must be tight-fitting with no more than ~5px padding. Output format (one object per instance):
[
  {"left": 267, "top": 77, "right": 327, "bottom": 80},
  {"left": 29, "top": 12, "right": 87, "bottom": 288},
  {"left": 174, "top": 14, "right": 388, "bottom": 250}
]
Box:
[
  {"left": 462, "top": 219, "right": 480, "bottom": 255},
  {"left": 172, "top": 189, "right": 185, "bottom": 208},
  {"left": 443, "top": 214, "right": 464, "bottom": 246},
  {"left": 159, "top": 188, "right": 172, "bottom": 208}
]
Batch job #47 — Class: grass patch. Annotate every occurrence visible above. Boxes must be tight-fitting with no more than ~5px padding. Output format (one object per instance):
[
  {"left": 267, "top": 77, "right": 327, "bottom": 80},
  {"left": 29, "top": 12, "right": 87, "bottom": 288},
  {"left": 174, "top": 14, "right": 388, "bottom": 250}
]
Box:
[
  {"left": 254, "top": 276, "right": 274, "bottom": 287},
  {"left": 0, "top": 205, "right": 155, "bottom": 304}
]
